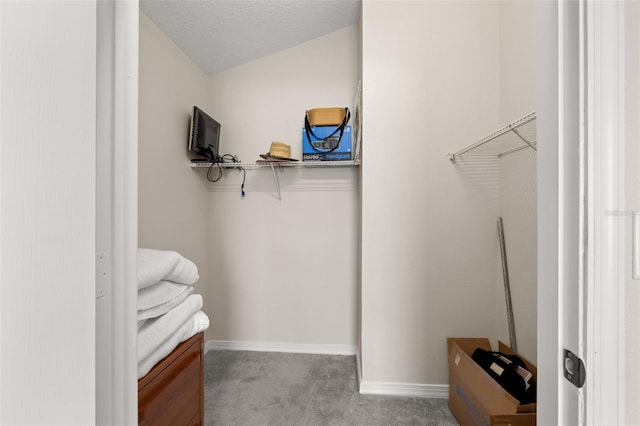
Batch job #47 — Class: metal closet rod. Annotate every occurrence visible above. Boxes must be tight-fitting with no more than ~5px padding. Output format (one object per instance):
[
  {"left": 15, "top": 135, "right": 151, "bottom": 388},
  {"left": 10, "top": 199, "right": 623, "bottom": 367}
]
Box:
[{"left": 447, "top": 112, "right": 537, "bottom": 160}]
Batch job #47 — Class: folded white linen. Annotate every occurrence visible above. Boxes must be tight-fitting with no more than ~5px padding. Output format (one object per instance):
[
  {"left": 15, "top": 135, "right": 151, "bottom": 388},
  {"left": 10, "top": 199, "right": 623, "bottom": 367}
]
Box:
[
  {"left": 138, "top": 286, "right": 194, "bottom": 322},
  {"left": 137, "top": 280, "right": 193, "bottom": 316},
  {"left": 138, "top": 294, "right": 203, "bottom": 362},
  {"left": 137, "top": 248, "right": 199, "bottom": 289},
  {"left": 137, "top": 310, "right": 210, "bottom": 379}
]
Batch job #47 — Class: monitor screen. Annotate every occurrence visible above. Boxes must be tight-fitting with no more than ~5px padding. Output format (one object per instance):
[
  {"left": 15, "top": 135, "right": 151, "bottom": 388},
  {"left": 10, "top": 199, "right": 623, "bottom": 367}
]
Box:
[{"left": 189, "top": 106, "right": 221, "bottom": 162}]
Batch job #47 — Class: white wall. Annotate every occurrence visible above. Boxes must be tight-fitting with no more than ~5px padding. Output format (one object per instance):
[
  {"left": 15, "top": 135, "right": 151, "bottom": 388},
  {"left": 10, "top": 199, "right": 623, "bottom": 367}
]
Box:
[
  {"left": 0, "top": 1, "right": 97, "bottom": 423},
  {"left": 138, "top": 13, "right": 214, "bottom": 338},
  {"left": 138, "top": 20, "right": 360, "bottom": 346},
  {"left": 206, "top": 26, "right": 359, "bottom": 162},
  {"left": 205, "top": 26, "right": 360, "bottom": 346},
  {"left": 361, "top": 1, "right": 502, "bottom": 385},
  {"left": 498, "top": 0, "right": 537, "bottom": 362}
]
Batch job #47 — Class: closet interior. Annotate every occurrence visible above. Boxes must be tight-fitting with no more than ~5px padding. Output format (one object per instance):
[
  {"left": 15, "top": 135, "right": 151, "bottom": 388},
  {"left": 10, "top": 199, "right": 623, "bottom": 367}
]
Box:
[{"left": 137, "top": 0, "right": 538, "bottom": 410}]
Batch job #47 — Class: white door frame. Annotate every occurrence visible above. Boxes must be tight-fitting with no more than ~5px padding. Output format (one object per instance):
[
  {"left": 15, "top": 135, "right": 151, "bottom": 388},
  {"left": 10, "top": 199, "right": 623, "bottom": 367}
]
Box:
[
  {"left": 536, "top": 1, "right": 563, "bottom": 423},
  {"left": 95, "top": 1, "right": 138, "bottom": 424},
  {"left": 585, "top": 0, "right": 626, "bottom": 424},
  {"left": 94, "top": 0, "right": 630, "bottom": 423},
  {"left": 537, "top": 1, "right": 626, "bottom": 424}
]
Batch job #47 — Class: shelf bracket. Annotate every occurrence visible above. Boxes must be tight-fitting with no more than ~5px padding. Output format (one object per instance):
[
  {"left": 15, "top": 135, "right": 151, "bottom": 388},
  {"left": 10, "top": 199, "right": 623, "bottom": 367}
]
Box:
[
  {"left": 511, "top": 127, "right": 536, "bottom": 151},
  {"left": 269, "top": 163, "right": 282, "bottom": 201}
]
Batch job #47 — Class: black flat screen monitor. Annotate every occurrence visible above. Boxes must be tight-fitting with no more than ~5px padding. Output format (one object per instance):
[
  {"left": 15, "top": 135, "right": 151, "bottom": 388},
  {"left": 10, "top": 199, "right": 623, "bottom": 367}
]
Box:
[{"left": 189, "top": 106, "right": 221, "bottom": 162}]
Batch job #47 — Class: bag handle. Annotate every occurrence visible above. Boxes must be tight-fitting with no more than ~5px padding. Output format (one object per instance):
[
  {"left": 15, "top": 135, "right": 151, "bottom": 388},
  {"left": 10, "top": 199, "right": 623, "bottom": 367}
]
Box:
[{"left": 304, "top": 108, "right": 350, "bottom": 153}]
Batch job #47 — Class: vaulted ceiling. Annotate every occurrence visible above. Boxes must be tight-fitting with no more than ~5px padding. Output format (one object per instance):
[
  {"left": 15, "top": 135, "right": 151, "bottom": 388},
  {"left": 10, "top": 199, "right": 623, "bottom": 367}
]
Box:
[{"left": 140, "top": 0, "right": 361, "bottom": 75}]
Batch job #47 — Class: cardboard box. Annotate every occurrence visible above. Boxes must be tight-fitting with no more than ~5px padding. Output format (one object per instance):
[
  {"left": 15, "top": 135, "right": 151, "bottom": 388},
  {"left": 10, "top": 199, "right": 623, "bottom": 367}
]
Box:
[
  {"left": 302, "top": 125, "right": 352, "bottom": 161},
  {"left": 447, "top": 338, "right": 537, "bottom": 426}
]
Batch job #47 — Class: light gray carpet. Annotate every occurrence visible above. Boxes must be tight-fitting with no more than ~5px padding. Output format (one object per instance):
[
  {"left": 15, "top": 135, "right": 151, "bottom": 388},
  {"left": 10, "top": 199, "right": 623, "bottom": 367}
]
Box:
[{"left": 204, "top": 350, "right": 458, "bottom": 425}]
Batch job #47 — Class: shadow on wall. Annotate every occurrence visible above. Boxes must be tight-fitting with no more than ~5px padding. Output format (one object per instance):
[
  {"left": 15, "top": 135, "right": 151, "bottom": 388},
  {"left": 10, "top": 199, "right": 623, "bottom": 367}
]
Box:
[{"left": 450, "top": 156, "right": 500, "bottom": 217}]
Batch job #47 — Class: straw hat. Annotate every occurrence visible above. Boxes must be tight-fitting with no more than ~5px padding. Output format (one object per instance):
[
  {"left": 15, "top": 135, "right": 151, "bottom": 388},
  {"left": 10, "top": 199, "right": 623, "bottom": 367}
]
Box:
[{"left": 259, "top": 142, "right": 298, "bottom": 162}]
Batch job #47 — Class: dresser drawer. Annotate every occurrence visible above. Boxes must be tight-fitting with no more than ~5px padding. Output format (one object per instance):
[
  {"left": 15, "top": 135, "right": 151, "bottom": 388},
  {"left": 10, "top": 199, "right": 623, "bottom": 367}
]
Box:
[{"left": 138, "top": 333, "right": 204, "bottom": 426}]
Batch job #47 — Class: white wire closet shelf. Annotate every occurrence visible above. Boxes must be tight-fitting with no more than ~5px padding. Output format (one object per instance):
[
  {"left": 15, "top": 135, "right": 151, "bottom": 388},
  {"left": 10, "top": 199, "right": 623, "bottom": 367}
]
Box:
[
  {"left": 447, "top": 112, "right": 536, "bottom": 160},
  {"left": 190, "top": 159, "right": 359, "bottom": 201},
  {"left": 189, "top": 159, "right": 360, "bottom": 169}
]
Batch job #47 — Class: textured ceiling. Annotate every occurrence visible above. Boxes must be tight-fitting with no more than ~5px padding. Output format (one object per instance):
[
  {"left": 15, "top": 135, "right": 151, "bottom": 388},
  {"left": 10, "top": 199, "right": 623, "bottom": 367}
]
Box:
[{"left": 140, "top": 0, "right": 361, "bottom": 75}]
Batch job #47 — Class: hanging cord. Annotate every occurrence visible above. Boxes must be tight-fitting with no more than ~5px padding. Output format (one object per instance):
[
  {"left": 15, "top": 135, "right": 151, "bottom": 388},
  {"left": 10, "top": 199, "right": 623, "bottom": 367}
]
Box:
[{"left": 206, "top": 152, "right": 246, "bottom": 197}]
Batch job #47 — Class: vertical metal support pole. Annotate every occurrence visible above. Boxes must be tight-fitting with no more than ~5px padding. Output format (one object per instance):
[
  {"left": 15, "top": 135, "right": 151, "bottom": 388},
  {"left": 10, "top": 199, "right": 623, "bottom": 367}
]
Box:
[{"left": 498, "top": 216, "right": 517, "bottom": 351}]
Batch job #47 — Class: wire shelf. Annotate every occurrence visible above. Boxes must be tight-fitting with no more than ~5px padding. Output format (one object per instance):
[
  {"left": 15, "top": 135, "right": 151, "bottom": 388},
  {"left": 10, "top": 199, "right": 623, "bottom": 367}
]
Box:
[
  {"left": 190, "top": 160, "right": 360, "bottom": 169},
  {"left": 191, "top": 159, "right": 359, "bottom": 201},
  {"left": 447, "top": 112, "right": 537, "bottom": 160}
]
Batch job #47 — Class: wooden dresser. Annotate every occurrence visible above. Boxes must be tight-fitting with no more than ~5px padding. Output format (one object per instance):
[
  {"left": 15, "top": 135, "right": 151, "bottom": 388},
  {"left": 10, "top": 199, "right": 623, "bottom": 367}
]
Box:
[{"left": 138, "top": 332, "right": 204, "bottom": 425}]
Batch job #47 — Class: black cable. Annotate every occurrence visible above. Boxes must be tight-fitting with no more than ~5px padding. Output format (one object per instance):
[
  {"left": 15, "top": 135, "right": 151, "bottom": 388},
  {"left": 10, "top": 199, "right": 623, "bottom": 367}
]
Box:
[
  {"left": 206, "top": 162, "right": 223, "bottom": 182},
  {"left": 206, "top": 152, "right": 246, "bottom": 197},
  {"left": 205, "top": 146, "right": 223, "bottom": 182}
]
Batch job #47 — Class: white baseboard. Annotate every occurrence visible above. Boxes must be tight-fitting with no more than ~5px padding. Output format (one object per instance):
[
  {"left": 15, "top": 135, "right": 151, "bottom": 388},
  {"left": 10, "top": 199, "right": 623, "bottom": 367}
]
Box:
[
  {"left": 356, "top": 348, "right": 362, "bottom": 389},
  {"left": 359, "top": 381, "right": 449, "bottom": 399},
  {"left": 205, "top": 339, "right": 358, "bottom": 356}
]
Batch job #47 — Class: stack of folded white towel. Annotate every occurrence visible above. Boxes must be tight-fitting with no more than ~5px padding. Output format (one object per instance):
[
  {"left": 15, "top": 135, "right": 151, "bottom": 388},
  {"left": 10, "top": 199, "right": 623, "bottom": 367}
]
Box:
[{"left": 137, "top": 248, "right": 210, "bottom": 379}]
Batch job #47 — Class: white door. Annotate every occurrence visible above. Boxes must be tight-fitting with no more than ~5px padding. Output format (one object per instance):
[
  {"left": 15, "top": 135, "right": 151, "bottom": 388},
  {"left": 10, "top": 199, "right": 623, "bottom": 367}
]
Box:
[
  {"left": 95, "top": 1, "right": 138, "bottom": 424},
  {"left": 0, "top": 1, "right": 97, "bottom": 423},
  {"left": 538, "top": 1, "right": 632, "bottom": 424}
]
